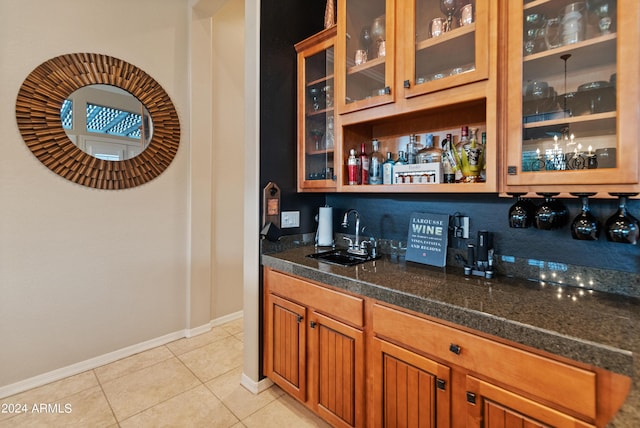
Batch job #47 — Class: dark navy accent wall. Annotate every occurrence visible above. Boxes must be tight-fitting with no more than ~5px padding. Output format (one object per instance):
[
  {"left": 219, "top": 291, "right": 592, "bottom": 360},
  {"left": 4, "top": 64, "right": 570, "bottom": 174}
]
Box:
[
  {"left": 260, "top": 0, "right": 326, "bottom": 234},
  {"left": 327, "top": 193, "right": 640, "bottom": 273}
]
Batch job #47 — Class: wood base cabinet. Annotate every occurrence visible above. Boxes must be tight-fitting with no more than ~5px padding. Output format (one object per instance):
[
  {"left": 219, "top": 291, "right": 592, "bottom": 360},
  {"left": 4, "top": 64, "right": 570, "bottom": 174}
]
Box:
[
  {"left": 370, "top": 337, "right": 451, "bottom": 427},
  {"left": 371, "top": 303, "right": 630, "bottom": 428},
  {"left": 263, "top": 267, "right": 631, "bottom": 427},
  {"left": 266, "top": 293, "right": 307, "bottom": 401},
  {"left": 263, "top": 268, "right": 365, "bottom": 427},
  {"left": 465, "top": 376, "right": 594, "bottom": 428}
]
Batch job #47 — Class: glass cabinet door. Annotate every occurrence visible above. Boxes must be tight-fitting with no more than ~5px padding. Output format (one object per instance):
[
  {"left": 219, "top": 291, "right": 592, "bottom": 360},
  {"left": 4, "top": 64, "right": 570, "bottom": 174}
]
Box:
[
  {"left": 404, "top": 0, "right": 489, "bottom": 98},
  {"left": 337, "top": 0, "right": 394, "bottom": 114},
  {"left": 506, "top": 0, "right": 639, "bottom": 188},
  {"left": 296, "top": 28, "right": 337, "bottom": 191}
]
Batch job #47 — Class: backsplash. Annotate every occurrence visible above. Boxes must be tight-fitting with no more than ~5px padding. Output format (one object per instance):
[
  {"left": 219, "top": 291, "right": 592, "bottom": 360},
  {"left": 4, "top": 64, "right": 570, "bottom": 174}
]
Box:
[
  {"left": 326, "top": 193, "right": 640, "bottom": 271},
  {"left": 261, "top": 231, "right": 640, "bottom": 298},
  {"left": 263, "top": 193, "right": 640, "bottom": 298}
]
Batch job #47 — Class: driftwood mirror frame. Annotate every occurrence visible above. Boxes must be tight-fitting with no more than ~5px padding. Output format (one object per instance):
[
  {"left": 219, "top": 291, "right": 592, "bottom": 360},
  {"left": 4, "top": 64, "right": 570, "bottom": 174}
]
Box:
[{"left": 16, "top": 53, "right": 180, "bottom": 190}]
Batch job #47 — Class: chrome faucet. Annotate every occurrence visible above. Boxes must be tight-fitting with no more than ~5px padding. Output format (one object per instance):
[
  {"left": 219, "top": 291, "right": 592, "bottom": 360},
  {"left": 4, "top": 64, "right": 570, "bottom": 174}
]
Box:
[{"left": 342, "top": 209, "right": 365, "bottom": 254}]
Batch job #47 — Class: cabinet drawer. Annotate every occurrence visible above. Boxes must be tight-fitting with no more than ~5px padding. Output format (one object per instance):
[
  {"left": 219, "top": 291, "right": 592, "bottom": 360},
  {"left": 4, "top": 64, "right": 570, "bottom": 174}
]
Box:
[
  {"left": 265, "top": 268, "right": 364, "bottom": 328},
  {"left": 372, "top": 304, "right": 596, "bottom": 420}
]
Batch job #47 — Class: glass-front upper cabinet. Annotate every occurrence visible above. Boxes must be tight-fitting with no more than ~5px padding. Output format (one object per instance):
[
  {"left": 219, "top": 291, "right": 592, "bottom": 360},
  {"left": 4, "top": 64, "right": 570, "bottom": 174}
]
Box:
[
  {"left": 505, "top": 0, "right": 640, "bottom": 190},
  {"left": 336, "top": 0, "right": 395, "bottom": 114},
  {"left": 403, "top": 0, "right": 490, "bottom": 99},
  {"left": 296, "top": 27, "right": 337, "bottom": 192}
]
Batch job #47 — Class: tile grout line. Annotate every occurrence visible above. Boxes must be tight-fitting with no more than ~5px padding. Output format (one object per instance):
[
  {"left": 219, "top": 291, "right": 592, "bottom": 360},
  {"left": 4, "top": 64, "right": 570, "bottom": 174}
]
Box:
[{"left": 91, "top": 367, "right": 122, "bottom": 427}]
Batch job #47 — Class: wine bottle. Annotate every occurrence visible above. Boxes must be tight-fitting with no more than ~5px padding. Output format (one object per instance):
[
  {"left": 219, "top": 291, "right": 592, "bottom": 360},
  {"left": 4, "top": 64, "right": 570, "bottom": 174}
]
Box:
[
  {"left": 359, "top": 142, "right": 369, "bottom": 184},
  {"left": 442, "top": 133, "right": 457, "bottom": 183}
]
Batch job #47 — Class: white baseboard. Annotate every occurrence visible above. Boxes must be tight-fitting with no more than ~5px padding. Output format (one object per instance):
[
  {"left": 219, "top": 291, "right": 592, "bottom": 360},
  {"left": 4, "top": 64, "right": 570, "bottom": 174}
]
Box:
[
  {"left": 0, "top": 311, "right": 244, "bottom": 399},
  {"left": 240, "top": 372, "right": 273, "bottom": 394},
  {"left": 0, "top": 329, "right": 185, "bottom": 399},
  {"left": 210, "top": 310, "right": 243, "bottom": 328}
]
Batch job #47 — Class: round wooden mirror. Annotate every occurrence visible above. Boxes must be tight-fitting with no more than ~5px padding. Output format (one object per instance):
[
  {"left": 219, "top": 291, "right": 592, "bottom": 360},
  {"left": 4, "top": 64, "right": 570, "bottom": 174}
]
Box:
[{"left": 16, "top": 53, "right": 180, "bottom": 190}]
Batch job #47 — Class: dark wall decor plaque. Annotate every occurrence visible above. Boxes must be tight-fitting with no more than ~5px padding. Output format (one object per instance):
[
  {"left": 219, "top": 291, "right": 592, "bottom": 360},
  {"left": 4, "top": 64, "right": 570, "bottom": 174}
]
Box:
[{"left": 406, "top": 212, "right": 450, "bottom": 267}]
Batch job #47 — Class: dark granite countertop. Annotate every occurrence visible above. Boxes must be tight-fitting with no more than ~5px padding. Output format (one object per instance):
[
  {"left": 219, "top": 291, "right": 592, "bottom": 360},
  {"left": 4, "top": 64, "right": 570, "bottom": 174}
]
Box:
[{"left": 261, "top": 245, "right": 639, "bottom": 427}]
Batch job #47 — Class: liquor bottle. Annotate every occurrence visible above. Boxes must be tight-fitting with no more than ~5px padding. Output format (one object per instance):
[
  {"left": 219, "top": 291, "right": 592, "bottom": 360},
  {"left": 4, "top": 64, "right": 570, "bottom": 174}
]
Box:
[
  {"left": 467, "top": 127, "right": 477, "bottom": 167},
  {"left": 481, "top": 131, "right": 487, "bottom": 176},
  {"left": 454, "top": 127, "right": 469, "bottom": 181},
  {"left": 383, "top": 152, "right": 395, "bottom": 185},
  {"left": 359, "top": 142, "right": 369, "bottom": 184},
  {"left": 347, "top": 149, "right": 359, "bottom": 185},
  {"left": 369, "top": 139, "right": 384, "bottom": 185},
  {"left": 406, "top": 134, "right": 417, "bottom": 164},
  {"left": 416, "top": 133, "right": 442, "bottom": 163},
  {"left": 442, "top": 134, "right": 457, "bottom": 183},
  {"left": 396, "top": 150, "right": 407, "bottom": 165}
]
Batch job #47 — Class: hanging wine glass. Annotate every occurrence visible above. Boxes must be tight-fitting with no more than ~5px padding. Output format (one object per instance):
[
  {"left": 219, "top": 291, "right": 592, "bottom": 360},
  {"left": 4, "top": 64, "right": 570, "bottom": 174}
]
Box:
[
  {"left": 604, "top": 193, "right": 639, "bottom": 244},
  {"left": 508, "top": 193, "right": 536, "bottom": 228},
  {"left": 534, "top": 193, "right": 569, "bottom": 230},
  {"left": 439, "top": 0, "right": 459, "bottom": 32},
  {"left": 570, "top": 193, "right": 600, "bottom": 240}
]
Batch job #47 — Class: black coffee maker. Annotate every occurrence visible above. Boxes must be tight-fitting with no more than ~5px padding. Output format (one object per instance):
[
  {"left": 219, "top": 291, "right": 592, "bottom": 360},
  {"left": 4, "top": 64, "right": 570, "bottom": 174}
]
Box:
[{"left": 464, "top": 230, "right": 494, "bottom": 279}]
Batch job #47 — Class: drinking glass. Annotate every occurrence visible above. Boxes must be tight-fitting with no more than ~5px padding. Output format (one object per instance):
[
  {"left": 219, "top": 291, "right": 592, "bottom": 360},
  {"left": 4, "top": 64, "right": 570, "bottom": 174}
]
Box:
[
  {"left": 310, "top": 129, "right": 324, "bottom": 150},
  {"left": 534, "top": 193, "right": 569, "bottom": 230},
  {"left": 524, "top": 13, "right": 549, "bottom": 55},
  {"left": 359, "top": 26, "right": 372, "bottom": 56},
  {"left": 508, "top": 193, "right": 536, "bottom": 228},
  {"left": 570, "top": 193, "right": 600, "bottom": 240},
  {"left": 370, "top": 15, "right": 386, "bottom": 57},
  {"left": 587, "top": 0, "right": 614, "bottom": 34},
  {"left": 604, "top": 193, "right": 639, "bottom": 244},
  {"left": 431, "top": 17, "right": 445, "bottom": 38},
  {"left": 308, "top": 87, "right": 321, "bottom": 111}
]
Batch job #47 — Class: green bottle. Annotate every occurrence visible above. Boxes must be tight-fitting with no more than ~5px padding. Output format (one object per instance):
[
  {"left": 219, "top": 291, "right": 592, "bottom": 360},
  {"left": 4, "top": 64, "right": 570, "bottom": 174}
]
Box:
[{"left": 383, "top": 152, "right": 395, "bottom": 185}]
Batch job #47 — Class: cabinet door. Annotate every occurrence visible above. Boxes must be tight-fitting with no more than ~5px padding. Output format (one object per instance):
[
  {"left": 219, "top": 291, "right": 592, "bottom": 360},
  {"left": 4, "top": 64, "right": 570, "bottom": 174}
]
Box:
[
  {"left": 465, "top": 376, "right": 595, "bottom": 428},
  {"left": 264, "top": 293, "right": 307, "bottom": 402},
  {"left": 309, "top": 311, "right": 365, "bottom": 428},
  {"left": 337, "top": 0, "right": 396, "bottom": 114},
  {"left": 402, "top": 0, "right": 491, "bottom": 99},
  {"left": 370, "top": 338, "right": 451, "bottom": 427},
  {"left": 505, "top": 0, "right": 640, "bottom": 190},
  {"left": 296, "top": 27, "right": 337, "bottom": 191}
]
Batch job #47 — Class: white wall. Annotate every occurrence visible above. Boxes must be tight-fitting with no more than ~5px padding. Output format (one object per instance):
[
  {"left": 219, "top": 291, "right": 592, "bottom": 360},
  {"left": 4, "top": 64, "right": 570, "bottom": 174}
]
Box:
[
  {"left": 211, "top": 0, "right": 246, "bottom": 319},
  {"left": 0, "top": 0, "right": 197, "bottom": 391}
]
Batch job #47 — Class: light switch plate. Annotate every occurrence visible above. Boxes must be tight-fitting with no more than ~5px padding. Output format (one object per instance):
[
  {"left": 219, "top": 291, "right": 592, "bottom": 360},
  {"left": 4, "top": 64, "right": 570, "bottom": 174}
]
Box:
[{"left": 281, "top": 211, "right": 300, "bottom": 228}]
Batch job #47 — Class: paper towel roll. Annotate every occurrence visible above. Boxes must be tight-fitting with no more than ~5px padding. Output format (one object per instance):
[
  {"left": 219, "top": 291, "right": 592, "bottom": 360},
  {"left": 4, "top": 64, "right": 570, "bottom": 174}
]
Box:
[{"left": 316, "top": 206, "right": 334, "bottom": 247}]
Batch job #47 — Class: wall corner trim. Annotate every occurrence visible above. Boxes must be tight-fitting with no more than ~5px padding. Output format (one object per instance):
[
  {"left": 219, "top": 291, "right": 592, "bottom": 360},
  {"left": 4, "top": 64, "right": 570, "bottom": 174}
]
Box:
[{"left": 240, "top": 372, "right": 273, "bottom": 394}]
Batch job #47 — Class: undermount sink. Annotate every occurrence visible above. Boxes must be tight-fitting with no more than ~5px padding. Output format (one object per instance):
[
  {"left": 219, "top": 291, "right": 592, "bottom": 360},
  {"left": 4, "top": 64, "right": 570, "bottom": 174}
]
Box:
[{"left": 307, "top": 248, "right": 380, "bottom": 267}]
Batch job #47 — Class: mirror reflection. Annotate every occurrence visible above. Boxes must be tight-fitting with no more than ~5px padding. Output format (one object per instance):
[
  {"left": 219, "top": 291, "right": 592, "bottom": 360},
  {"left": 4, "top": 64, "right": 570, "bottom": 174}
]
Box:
[{"left": 61, "top": 84, "right": 153, "bottom": 161}]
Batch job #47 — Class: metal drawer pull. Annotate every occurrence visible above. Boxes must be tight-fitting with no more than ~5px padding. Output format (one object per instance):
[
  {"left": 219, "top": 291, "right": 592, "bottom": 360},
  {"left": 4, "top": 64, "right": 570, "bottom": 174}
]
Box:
[
  {"left": 466, "top": 392, "right": 477, "bottom": 404},
  {"left": 296, "top": 315, "right": 303, "bottom": 323},
  {"left": 436, "top": 378, "right": 446, "bottom": 390},
  {"left": 310, "top": 321, "right": 317, "bottom": 328},
  {"left": 449, "top": 343, "right": 462, "bottom": 354}
]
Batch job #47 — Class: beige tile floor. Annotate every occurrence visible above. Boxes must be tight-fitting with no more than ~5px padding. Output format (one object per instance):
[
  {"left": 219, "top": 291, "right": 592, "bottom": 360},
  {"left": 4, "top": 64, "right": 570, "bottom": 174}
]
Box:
[{"left": 0, "top": 318, "right": 331, "bottom": 427}]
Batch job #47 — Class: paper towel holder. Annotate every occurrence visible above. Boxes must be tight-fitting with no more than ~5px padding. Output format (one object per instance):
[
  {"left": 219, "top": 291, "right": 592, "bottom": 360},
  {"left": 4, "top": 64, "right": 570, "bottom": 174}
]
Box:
[{"left": 315, "top": 205, "right": 335, "bottom": 248}]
